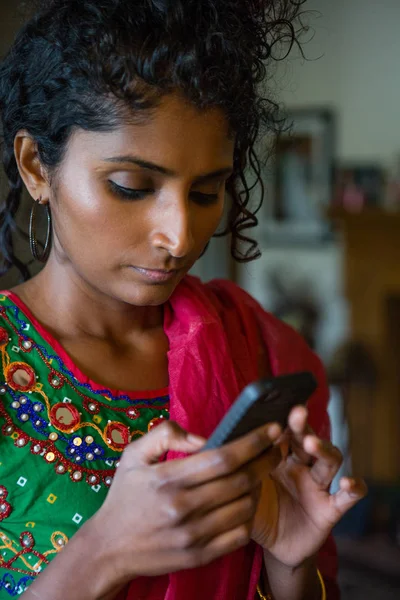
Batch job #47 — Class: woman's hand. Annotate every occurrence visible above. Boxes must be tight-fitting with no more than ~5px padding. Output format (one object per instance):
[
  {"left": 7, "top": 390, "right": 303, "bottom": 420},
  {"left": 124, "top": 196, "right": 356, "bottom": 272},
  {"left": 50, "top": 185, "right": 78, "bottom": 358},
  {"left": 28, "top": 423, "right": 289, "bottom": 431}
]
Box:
[
  {"left": 24, "top": 420, "right": 282, "bottom": 600},
  {"left": 87, "top": 420, "right": 281, "bottom": 592},
  {"left": 251, "top": 406, "right": 367, "bottom": 568}
]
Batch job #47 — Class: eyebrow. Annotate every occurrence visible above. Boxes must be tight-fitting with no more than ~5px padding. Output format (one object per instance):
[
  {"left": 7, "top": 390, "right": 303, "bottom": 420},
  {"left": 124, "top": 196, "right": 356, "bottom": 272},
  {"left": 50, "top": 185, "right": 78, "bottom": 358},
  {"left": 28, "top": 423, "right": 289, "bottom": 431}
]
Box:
[{"left": 104, "top": 155, "right": 233, "bottom": 183}]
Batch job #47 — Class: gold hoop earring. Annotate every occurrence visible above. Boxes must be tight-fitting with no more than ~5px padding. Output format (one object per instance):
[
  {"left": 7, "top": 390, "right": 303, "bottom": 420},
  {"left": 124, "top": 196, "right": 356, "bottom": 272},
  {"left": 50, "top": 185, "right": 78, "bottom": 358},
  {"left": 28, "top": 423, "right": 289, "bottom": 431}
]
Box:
[{"left": 29, "top": 198, "right": 52, "bottom": 263}]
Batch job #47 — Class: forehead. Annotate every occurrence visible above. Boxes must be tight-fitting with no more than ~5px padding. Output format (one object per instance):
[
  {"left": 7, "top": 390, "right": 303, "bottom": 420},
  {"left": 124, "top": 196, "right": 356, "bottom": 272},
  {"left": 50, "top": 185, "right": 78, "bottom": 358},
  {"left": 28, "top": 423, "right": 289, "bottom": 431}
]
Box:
[{"left": 67, "top": 94, "right": 235, "bottom": 174}]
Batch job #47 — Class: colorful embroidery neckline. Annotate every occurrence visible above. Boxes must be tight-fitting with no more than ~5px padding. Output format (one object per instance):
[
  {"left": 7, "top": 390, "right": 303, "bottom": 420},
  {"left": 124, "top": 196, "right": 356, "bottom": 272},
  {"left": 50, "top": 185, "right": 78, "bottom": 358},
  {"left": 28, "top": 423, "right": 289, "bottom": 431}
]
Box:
[
  {"left": 2, "top": 291, "right": 169, "bottom": 401},
  {"left": 0, "top": 294, "right": 170, "bottom": 489}
]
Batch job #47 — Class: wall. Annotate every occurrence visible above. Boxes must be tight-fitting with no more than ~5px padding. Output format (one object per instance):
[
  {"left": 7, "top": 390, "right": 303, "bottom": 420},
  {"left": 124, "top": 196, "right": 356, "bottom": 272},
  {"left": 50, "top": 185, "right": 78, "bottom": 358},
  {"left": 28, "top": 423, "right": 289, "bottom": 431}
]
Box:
[
  {"left": 278, "top": 0, "right": 400, "bottom": 169},
  {"left": 239, "top": 0, "right": 400, "bottom": 363},
  {"left": 0, "top": 3, "right": 21, "bottom": 52}
]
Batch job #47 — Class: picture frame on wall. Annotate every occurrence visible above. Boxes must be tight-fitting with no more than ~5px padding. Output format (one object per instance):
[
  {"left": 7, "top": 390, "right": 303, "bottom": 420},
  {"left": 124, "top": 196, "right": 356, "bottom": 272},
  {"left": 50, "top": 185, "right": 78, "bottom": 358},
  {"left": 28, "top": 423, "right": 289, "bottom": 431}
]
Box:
[{"left": 264, "top": 108, "right": 336, "bottom": 245}]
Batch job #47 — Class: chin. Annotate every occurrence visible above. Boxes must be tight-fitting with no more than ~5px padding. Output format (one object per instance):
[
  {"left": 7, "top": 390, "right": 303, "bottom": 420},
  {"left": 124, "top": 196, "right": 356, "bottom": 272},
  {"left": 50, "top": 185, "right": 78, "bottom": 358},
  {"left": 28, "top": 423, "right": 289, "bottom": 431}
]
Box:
[{"left": 119, "top": 276, "right": 185, "bottom": 307}]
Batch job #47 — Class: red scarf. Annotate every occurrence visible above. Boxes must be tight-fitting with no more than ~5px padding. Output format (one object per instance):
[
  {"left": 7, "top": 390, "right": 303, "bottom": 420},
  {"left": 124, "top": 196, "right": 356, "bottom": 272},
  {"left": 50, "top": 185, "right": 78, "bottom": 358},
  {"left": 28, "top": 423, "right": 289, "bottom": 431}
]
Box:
[{"left": 123, "top": 276, "right": 337, "bottom": 600}]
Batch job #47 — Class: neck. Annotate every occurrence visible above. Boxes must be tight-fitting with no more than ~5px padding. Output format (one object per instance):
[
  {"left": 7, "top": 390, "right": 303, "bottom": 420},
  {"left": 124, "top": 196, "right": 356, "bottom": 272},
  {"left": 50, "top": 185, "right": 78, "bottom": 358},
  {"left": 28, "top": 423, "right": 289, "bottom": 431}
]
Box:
[{"left": 13, "top": 259, "right": 164, "bottom": 342}]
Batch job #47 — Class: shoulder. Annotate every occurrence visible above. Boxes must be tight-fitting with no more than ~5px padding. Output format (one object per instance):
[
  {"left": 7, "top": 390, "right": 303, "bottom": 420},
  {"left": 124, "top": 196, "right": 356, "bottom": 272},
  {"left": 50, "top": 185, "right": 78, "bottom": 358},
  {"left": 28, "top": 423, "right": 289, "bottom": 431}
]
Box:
[
  {"left": 184, "top": 276, "right": 323, "bottom": 371},
  {"left": 185, "top": 277, "right": 330, "bottom": 437},
  {"left": 196, "top": 277, "right": 309, "bottom": 344}
]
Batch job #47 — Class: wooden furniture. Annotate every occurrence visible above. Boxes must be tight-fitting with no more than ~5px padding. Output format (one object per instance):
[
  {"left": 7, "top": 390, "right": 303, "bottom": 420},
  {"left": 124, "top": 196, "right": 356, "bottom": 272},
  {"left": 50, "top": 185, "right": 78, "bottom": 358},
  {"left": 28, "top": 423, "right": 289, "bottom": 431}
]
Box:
[{"left": 329, "top": 208, "right": 400, "bottom": 483}]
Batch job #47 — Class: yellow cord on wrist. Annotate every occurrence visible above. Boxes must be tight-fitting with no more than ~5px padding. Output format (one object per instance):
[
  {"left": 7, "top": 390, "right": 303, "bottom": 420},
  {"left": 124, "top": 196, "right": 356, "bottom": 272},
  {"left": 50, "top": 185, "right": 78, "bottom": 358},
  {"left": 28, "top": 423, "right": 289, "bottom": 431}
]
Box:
[
  {"left": 317, "top": 569, "right": 327, "bottom": 600},
  {"left": 257, "top": 568, "right": 327, "bottom": 600}
]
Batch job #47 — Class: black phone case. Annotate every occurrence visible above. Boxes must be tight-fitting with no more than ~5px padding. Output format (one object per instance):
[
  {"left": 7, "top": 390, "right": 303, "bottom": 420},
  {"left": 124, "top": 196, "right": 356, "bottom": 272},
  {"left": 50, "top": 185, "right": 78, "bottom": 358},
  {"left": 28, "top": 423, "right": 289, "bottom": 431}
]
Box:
[{"left": 202, "top": 372, "right": 317, "bottom": 451}]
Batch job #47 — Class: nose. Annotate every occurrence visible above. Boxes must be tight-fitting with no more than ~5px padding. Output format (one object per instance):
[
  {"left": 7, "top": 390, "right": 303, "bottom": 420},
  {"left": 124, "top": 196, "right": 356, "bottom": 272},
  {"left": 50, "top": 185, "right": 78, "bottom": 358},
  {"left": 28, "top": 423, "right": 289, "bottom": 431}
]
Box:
[{"left": 151, "top": 195, "right": 195, "bottom": 259}]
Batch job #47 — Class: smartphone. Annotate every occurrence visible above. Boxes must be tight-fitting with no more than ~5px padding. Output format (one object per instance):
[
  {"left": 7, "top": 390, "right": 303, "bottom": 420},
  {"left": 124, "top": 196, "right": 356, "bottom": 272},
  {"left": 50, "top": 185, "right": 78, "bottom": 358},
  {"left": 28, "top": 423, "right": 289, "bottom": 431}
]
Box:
[{"left": 202, "top": 371, "right": 317, "bottom": 451}]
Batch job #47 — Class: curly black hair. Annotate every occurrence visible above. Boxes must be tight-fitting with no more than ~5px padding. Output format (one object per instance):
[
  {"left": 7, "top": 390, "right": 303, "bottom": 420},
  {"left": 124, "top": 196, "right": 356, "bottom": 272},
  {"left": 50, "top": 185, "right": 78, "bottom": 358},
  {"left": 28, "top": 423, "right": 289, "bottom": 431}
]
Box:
[{"left": 0, "top": 0, "right": 306, "bottom": 281}]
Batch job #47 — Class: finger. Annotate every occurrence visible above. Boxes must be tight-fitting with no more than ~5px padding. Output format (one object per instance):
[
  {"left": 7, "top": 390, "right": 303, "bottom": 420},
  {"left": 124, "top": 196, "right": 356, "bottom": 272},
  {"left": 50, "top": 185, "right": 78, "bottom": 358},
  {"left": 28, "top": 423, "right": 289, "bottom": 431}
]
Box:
[
  {"left": 159, "top": 422, "right": 282, "bottom": 487},
  {"left": 287, "top": 406, "right": 314, "bottom": 464},
  {"left": 174, "top": 493, "right": 257, "bottom": 550},
  {"left": 184, "top": 447, "right": 281, "bottom": 516},
  {"left": 123, "top": 421, "right": 206, "bottom": 467},
  {"left": 180, "top": 520, "right": 253, "bottom": 570},
  {"left": 303, "top": 435, "right": 343, "bottom": 488},
  {"left": 330, "top": 477, "right": 368, "bottom": 516},
  {"left": 288, "top": 405, "right": 309, "bottom": 435}
]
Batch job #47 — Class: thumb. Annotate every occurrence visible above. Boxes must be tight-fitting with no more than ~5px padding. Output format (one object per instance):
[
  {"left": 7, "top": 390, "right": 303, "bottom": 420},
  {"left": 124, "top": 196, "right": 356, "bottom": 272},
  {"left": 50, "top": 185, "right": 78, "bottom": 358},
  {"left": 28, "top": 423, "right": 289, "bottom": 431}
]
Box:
[
  {"left": 330, "top": 477, "right": 368, "bottom": 517},
  {"left": 123, "top": 421, "right": 206, "bottom": 466}
]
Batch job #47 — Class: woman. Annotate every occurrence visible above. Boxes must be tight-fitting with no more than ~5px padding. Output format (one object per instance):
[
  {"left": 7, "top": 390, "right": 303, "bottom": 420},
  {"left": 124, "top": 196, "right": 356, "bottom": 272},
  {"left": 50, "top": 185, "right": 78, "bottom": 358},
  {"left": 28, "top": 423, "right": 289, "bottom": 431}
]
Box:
[{"left": 0, "top": 1, "right": 366, "bottom": 599}]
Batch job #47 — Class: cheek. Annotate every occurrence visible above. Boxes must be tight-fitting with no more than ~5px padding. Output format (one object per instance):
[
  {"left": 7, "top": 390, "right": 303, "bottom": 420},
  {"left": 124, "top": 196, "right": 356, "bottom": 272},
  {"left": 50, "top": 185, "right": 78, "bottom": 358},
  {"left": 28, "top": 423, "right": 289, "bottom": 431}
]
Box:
[{"left": 51, "top": 186, "right": 146, "bottom": 266}]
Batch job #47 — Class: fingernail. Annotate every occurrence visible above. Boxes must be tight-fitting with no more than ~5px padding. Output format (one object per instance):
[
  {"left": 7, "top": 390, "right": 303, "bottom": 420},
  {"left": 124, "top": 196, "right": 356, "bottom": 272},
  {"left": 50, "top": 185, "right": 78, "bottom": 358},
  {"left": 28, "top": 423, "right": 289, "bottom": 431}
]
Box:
[{"left": 266, "top": 423, "right": 281, "bottom": 437}]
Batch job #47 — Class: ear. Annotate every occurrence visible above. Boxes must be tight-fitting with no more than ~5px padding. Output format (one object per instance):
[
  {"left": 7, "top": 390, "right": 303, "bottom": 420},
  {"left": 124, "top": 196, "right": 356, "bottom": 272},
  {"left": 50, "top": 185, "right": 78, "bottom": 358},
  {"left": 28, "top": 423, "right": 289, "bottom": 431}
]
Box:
[{"left": 14, "top": 131, "right": 51, "bottom": 203}]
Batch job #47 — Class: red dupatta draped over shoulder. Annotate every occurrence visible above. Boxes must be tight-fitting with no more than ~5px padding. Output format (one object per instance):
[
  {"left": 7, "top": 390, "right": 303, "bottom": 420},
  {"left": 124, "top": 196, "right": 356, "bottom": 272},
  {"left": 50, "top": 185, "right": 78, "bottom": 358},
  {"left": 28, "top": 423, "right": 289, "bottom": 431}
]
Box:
[{"left": 123, "top": 276, "right": 338, "bottom": 600}]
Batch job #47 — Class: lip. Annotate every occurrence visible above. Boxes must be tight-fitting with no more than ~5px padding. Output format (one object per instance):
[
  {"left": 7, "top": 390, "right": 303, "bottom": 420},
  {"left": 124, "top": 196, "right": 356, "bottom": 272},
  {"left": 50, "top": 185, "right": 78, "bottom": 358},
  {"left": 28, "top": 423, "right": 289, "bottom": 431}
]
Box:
[{"left": 131, "top": 266, "right": 181, "bottom": 283}]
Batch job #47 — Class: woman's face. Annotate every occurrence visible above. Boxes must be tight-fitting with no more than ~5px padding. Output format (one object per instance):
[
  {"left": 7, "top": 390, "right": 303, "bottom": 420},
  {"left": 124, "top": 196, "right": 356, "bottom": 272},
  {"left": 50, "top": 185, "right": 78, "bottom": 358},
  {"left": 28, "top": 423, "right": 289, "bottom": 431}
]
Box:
[{"left": 48, "top": 94, "right": 234, "bottom": 307}]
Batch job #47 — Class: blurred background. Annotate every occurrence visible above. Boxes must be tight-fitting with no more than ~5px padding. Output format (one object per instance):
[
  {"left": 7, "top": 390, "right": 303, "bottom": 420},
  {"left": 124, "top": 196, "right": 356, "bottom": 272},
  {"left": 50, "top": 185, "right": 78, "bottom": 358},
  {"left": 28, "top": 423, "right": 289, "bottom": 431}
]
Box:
[
  {"left": 204, "top": 1, "right": 400, "bottom": 597},
  {"left": 1, "top": 0, "right": 400, "bottom": 598}
]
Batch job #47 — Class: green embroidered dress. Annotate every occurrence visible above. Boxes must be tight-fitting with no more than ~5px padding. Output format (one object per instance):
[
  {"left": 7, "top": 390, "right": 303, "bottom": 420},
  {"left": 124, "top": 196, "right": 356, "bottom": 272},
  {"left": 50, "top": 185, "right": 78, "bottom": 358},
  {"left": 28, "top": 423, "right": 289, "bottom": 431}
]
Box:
[{"left": 0, "top": 291, "right": 169, "bottom": 598}]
